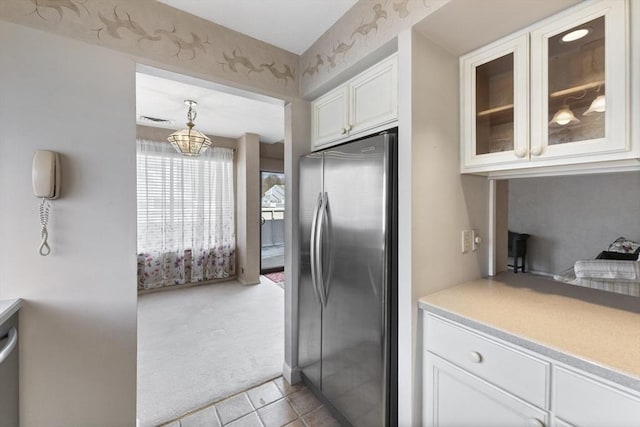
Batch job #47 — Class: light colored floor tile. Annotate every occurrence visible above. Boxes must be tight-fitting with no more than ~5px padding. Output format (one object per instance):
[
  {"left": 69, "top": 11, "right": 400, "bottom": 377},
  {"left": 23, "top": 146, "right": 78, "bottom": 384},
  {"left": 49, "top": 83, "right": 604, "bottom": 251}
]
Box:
[
  {"left": 287, "top": 389, "right": 322, "bottom": 417},
  {"left": 353, "top": 407, "right": 382, "bottom": 426},
  {"left": 159, "top": 421, "right": 180, "bottom": 427},
  {"left": 301, "top": 406, "right": 340, "bottom": 427},
  {"left": 334, "top": 385, "right": 378, "bottom": 422},
  {"left": 216, "top": 393, "right": 254, "bottom": 425},
  {"left": 273, "top": 377, "right": 305, "bottom": 397},
  {"left": 247, "top": 381, "right": 283, "bottom": 409},
  {"left": 180, "top": 405, "right": 221, "bottom": 427},
  {"left": 283, "top": 420, "right": 305, "bottom": 427},
  {"left": 226, "top": 412, "right": 264, "bottom": 427},
  {"left": 257, "top": 398, "right": 298, "bottom": 427}
]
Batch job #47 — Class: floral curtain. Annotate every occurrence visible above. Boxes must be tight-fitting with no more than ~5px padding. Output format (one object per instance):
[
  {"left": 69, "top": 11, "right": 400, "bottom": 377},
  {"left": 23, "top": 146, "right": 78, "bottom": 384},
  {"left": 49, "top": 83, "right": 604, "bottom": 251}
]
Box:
[{"left": 136, "top": 139, "right": 235, "bottom": 290}]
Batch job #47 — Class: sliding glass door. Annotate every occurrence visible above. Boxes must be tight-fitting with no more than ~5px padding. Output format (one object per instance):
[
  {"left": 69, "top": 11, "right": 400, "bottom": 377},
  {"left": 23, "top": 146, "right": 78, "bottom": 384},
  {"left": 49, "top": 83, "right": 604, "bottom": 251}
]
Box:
[{"left": 260, "top": 171, "right": 285, "bottom": 273}]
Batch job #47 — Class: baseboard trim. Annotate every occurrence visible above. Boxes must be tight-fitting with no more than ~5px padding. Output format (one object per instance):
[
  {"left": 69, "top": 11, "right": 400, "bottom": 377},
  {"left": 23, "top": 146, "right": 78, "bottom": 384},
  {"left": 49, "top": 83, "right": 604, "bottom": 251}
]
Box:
[
  {"left": 283, "top": 362, "right": 301, "bottom": 384},
  {"left": 138, "top": 276, "right": 238, "bottom": 295},
  {"left": 238, "top": 277, "right": 261, "bottom": 286}
]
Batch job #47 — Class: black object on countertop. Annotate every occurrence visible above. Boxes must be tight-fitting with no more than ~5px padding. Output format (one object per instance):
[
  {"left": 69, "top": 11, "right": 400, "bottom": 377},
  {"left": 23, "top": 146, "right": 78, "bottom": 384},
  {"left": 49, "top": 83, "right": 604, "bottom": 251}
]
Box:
[{"left": 508, "top": 231, "right": 530, "bottom": 273}]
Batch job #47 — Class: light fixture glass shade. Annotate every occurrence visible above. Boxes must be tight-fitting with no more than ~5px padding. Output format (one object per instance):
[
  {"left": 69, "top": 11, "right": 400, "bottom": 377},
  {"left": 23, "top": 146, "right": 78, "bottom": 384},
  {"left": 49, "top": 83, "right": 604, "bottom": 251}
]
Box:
[
  {"left": 583, "top": 95, "right": 606, "bottom": 116},
  {"left": 167, "top": 127, "right": 212, "bottom": 156},
  {"left": 167, "top": 100, "right": 212, "bottom": 156},
  {"left": 561, "top": 28, "right": 590, "bottom": 42},
  {"left": 549, "top": 105, "right": 580, "bottom": 126}
]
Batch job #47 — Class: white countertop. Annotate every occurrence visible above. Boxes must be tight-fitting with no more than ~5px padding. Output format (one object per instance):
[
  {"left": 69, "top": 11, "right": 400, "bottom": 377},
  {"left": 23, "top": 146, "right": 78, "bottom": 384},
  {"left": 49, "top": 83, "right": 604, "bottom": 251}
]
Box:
[
  {"left": 0, "top": 298, "right": 22, "bottom": 325},
  {"left": 419, "top": 273, "right": 640, "bottom": 390}
]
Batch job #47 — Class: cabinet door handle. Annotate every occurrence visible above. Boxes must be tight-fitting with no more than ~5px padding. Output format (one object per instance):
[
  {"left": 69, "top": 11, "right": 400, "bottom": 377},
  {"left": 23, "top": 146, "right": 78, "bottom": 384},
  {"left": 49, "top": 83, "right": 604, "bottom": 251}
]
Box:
[
  {"left": 514, "top": 147, "right": 527, "bottom": 158},
  {"left": 340, "top": 127, "right": 347, "bottom": 135},
  {"left": 0, "top": 327, "right": 17, "bottom": 366},
  {"left": 469, "top": 351, "right": 482, "bottom": 363},
  {"left": 530, "top": 145, "right": 543, "bottom": 156},
  {"left": 527, "top": 418, "right": 545, "bottom": 427}
]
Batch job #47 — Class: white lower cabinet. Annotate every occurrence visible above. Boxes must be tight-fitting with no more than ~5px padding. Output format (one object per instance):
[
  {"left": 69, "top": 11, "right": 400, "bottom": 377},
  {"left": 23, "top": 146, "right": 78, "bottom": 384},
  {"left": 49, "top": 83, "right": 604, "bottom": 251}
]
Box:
[
  {"left": 424, "top": 354, "right": 549, "bottom": 427},
  {"left": 423, "top": 314, "right": 640, "bottom": 427},
  {"left": 554, "top": 367, "right": 640, "bottom": 427},
  {"left": 425, "top": 313, "right": 549, "bottom": 409}
]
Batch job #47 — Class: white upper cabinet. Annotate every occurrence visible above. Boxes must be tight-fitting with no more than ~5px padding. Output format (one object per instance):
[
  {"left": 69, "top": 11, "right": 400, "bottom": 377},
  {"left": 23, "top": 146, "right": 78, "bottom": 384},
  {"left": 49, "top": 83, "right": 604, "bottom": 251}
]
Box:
[
  {"left": 348, "top": 56, "right": 398, "bottom": 136},
  {"left": 530, "top": 0, "right": 627, "bottom": 162},
  {"left": 312, "top": 85, "right": 349, "bottom": 147},
  {"left": 460, "top": 0, "right": 635, "bottom": 175},
  {"left": 311, "top": 54, "right": 398, "bottom": 151},
  {"left": 460, "top": 34, "right": 529, "bottom": 171}
]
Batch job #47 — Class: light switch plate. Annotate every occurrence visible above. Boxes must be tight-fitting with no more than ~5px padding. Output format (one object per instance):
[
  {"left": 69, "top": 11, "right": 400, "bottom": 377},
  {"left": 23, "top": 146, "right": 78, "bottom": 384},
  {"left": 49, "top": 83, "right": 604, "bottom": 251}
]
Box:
[
  {"left": 471, "top": 229, "right": 480, "bottom": 252},
  {"left": 461, "top": 230, "right": 471, "bottom": 253}
]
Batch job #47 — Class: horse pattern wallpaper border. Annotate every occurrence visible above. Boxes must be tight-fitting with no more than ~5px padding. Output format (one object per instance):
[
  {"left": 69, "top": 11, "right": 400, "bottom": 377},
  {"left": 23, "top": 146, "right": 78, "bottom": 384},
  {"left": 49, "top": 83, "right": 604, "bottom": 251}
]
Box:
[
  {"left": 300, "top": 0, "right": 448, "bottom": 95},
  {"left": 1, "top": 0, "right": 299, "bottom": 97},
  {"left": 1, "top": 0, "right": 450, "bottom": 99}
]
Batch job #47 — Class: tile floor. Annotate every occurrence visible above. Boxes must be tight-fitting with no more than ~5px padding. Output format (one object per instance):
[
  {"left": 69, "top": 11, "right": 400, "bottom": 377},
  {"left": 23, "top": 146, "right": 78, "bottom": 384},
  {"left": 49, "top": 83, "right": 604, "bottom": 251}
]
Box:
[{"left": 161, "top": 377, "right": 341, "bottom": 427}]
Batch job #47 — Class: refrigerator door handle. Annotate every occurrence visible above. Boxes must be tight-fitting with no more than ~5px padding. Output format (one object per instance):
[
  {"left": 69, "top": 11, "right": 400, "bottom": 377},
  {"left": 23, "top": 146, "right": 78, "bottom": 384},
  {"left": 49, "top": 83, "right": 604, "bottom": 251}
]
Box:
[
  {"left": 316, "top": 192, "right": 330, "bottom": 306},
  {"left": 309, "top": 192, "right": 323, "bottom": 305},
  {"left": 322, "top": 193, "right": 334, "bottom": 304}
]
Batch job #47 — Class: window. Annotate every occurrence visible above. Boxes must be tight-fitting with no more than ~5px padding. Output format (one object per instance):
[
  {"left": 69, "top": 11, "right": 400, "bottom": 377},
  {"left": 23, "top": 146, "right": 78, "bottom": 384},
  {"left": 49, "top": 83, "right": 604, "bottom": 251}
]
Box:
[{"left": 136, "top": 139, "right": 235, "bottom": 290}]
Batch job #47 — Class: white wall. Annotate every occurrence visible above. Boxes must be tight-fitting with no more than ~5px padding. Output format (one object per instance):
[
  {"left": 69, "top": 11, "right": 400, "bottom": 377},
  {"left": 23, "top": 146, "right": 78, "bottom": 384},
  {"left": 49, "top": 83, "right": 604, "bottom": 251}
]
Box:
[
  {"left": 508, "top": 172, "right": 640, "bottom": 274},
  {"left": 397, "top": 29, "right": 490, "bottom": 425},
  {"left": 0, "top": 21, "right": 137, "bottom": 427},
  {"left": 283, "top": 99, "right": 310, "bottom": 383},
  {"left": 236, "top": 133, "right": 261, "bottom": 285},
  {"left": 260, "top": 142, "right": 285, "bottom": 173}
]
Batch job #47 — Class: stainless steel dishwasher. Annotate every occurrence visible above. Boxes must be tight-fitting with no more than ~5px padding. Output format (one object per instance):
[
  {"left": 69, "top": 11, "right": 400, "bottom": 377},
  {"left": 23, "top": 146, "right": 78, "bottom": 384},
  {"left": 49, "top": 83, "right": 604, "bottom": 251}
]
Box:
[{"left": 0, "top": 312, "right": 19, "bottom": 427}]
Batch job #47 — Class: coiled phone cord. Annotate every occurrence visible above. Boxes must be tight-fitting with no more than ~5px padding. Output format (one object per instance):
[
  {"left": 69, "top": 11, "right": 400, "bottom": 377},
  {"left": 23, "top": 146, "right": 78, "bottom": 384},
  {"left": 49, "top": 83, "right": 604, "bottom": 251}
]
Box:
[{"left": 39, "top": 198, "right": 51, "bottom": 256}]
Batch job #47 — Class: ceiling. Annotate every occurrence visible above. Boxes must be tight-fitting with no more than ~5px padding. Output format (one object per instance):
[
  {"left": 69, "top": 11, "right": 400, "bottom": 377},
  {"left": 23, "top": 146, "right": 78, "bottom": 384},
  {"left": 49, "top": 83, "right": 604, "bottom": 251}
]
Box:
[
  {"left": 136, "top": 71, "right": 285, "bottom": 143},
  {"left": 156, "top": 0, "right": 358, "bottom": 55}
]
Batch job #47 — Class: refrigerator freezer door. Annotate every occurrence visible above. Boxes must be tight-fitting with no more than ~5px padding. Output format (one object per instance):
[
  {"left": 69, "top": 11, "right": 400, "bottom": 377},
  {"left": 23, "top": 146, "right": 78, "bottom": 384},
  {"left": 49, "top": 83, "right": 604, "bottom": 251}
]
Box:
[
  {"left": 298, "top": 153, "right": 324, "bottom": 388},
  {"left": 320, "top": 134, "right": 390, "bottom": 426}
]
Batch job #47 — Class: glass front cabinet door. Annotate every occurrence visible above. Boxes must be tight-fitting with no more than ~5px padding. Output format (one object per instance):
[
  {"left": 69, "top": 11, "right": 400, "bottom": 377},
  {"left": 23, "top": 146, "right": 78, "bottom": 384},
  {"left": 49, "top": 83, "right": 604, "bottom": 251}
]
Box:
[
  {"left": 461, "top": 34, "right": 529, "bottom": 173},
  {"left": 530, "top": 0, "right": 628, "bottom": 163}
]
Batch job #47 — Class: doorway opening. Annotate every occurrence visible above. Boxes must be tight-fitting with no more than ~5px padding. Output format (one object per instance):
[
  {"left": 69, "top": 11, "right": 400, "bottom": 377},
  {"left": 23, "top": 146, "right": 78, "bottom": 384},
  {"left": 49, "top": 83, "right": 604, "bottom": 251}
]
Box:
[
  {"left": 261, "top": 171, "right": 285, "bottom": 281},
  {"left": 135, "top": 65, "right": 287, "bottom": 427}
]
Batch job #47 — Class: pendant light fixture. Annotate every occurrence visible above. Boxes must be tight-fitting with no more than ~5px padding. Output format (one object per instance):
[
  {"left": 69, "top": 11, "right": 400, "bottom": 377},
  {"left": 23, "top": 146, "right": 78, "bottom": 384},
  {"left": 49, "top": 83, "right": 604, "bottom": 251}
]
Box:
[
  {"left": 583, "top": 95, "right": 606, "bottom": 115},
  {"left": 549, "top": 90, "right": 587, "bottom": 127},
  {"left": 167, "top": 100, "right": 212, "bottom": 156},
  {"left": 584, "top": 85, "right": 606, "bottom": 116},
  {"left": 549, "top": 104, "right": 581, "bottom": 126}
]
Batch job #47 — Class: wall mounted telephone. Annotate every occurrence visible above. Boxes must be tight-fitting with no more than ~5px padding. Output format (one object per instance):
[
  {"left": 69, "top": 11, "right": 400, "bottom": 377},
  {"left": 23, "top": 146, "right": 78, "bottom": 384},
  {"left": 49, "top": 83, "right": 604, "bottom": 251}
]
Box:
[{"left": 32, "top": 150, "right": 61, "bottom": 256}]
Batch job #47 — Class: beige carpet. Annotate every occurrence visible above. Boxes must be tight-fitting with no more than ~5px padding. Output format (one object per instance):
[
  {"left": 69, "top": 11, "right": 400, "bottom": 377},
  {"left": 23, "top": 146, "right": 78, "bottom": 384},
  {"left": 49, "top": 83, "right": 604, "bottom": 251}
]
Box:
[{"left": 137, "top": 277, "right": 284, "bottom": 426}]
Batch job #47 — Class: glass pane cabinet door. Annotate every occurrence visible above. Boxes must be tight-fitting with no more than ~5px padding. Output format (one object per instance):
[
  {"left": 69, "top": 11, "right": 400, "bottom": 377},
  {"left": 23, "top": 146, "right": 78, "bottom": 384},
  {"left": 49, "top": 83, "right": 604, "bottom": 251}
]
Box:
[
  {"left": 475, "top": 53, "right": 514, "bottom": 155},
  {"left": 461, "top": 35, "right": 528, "bottom": 172},
  {"left": 547, "top": 16, "right": 605, "bottom": 145},
  {"left": 531, "top": 0, "right": 627, "bottom": 161}
]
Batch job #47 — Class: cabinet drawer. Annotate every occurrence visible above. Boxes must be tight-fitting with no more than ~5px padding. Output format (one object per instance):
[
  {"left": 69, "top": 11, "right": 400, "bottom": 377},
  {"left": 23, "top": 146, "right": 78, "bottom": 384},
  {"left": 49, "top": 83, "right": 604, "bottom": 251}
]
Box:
[
  {"left": 425, "top": 315, "right": 550, "bottom": 409},
  {"left": 424, "top": 354, "right": 549, "bottom": 427},
  {"left": 554, "top": 367, "right": 640, "bottom": 427}
]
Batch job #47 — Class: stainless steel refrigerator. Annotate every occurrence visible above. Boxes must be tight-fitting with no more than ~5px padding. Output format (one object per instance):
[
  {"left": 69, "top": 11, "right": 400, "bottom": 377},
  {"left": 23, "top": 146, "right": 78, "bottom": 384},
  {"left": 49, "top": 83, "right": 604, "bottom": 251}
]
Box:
[{"left": 298, "top": 130, "right": 397, "bottom": 427}]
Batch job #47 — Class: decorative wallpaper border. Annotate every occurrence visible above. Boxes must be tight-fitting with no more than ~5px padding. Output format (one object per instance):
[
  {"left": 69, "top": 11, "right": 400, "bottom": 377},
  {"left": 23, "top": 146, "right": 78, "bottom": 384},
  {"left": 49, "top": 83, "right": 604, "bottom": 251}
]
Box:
[
  {"left": 300, "top": 0, "right": 448, "bottom": 96},
  {"left": 1, "top": 0, "right": 450, "bottom": 99},
  {"left": 1, "top": 0, "right": 299, "bottom": 98}
]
